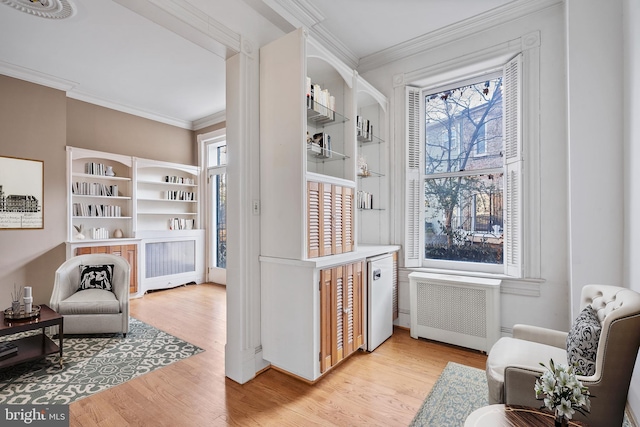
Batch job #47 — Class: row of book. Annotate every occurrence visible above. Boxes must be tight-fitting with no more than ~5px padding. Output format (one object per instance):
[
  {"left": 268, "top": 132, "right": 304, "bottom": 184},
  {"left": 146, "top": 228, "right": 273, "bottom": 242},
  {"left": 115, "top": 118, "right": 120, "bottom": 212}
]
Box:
[
  {"left": 357, "top": 190, "right": 374, "bottom": 210},
  {"left": 308, "top": 132, "right": 332, "bottom": 159},
  {"left": 88, "top": 227, "right": 109, "bottom": 240},
  {"left": 164, "top": 190, "right": 195, "bottom": 201},
  {"left": 357, "top": 115, "right": 374, "bottom": 142},
  {"left": 306, "top": 77, "right": 335, "bottom": 122},
  {"left": 72, "top": 182, "right": 119, "bottom": 197},
  {"left": 85, "top": 162, "right": 110, "bottom": 176},
  {"left": 73, "top": 203, "right": 122, "bottom": 217},
  {"left": 164, "top": 176, "right": 195, "bottom": 185},
  {"left": 168, "top": 218, "right": 195, "bottom": 230}
]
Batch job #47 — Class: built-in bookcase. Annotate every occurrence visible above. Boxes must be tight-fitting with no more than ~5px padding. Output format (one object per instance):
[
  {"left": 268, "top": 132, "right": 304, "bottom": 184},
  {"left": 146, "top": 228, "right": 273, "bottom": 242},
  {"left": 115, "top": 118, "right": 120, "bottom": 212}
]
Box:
[
  {"left": 259, "top": 29, "right": 393, "bottom": 382},
  {"left": 67, "top": 147, "right": 133, "bottom": 243},
  {"left": 66, "top": 146, "right": 204, "bottom": 295},
  {"left": 355, "top": 76, "right": 390, "bottom": 245}
]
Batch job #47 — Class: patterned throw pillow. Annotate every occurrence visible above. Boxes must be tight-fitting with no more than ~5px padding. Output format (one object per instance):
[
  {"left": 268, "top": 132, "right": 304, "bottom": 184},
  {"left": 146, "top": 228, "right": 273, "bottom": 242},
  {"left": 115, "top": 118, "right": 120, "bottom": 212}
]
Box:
[
  {"left": 79, "top": 264, "right": 114, "bottom": 291},
  {"left": 566, "top": 305, "right": 601, "bottom": 376}
]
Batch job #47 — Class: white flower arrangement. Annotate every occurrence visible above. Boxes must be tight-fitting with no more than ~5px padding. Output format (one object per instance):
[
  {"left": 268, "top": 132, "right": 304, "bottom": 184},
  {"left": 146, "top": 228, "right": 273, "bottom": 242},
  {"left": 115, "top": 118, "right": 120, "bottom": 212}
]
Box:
[{"left": 535, "top": 359, "right": 591, "bottom": 421}]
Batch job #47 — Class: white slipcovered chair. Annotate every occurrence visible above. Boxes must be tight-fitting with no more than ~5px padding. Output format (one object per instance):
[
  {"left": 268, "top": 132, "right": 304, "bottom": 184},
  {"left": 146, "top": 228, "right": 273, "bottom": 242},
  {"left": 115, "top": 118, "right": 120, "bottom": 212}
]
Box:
[
  {"left": 50, "top": 254, "right": 130, "bottom": 336},
  {"left": 486, "top": 284, "right": 640, "bottom": 427}
]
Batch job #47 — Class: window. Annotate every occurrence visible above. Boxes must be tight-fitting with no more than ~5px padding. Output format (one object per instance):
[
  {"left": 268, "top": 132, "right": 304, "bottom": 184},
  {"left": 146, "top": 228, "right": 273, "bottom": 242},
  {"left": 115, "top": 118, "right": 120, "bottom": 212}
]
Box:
[
  {"left": 406, "top": 55, "right": 523, "bottom": 276},
  {"left": 202, "top": 130, "right": 228, "bottom": 284}
]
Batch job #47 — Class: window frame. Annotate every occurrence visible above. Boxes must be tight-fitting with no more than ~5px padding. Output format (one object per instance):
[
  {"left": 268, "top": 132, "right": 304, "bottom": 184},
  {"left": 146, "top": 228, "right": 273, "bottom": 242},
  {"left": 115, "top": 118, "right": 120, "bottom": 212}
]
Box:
[{"left": 404, "top": 52, "right": 533, "bottom": 278}]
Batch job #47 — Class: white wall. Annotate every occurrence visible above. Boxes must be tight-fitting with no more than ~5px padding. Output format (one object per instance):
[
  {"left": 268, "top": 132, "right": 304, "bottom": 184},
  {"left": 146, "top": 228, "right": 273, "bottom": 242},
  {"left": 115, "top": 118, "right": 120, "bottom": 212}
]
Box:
[
  {"left": 363, "top": 3, "right": 571, "bottom": 333},
  {"left": 623, "top": 0, "right": 640, "bottom": 420}
]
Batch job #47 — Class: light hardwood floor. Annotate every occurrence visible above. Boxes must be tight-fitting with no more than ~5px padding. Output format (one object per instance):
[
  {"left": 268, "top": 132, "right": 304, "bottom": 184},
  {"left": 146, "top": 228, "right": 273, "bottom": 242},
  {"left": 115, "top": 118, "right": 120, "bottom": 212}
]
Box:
[{"left": 70, "top": 283, "right": 487, "bottom": 426}]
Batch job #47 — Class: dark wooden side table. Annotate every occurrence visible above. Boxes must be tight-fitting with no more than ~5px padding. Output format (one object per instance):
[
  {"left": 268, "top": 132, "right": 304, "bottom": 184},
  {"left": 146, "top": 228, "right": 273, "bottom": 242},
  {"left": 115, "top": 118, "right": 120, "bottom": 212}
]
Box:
[
  {"left": 0, "top": 304, "right": 63, "bottom": 369},
  {"left": 465, "top": 404, "right": 587, "bottom": 427}
]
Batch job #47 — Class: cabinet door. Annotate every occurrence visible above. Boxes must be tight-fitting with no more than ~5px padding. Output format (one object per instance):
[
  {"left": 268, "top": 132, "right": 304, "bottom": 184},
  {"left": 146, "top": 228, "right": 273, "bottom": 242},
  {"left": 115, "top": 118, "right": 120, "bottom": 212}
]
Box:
[
  {"left": 319, "top": 261, "right": 364, "bottom": 375},
  {"left": 307, "top": 181, "right": 320, "bottom": 258},
  {"left": 343, "top": 261, "right": 363, "bottom": 356},
  {"left": 320, "top": 183, "right": 333, "bottom": 257},
  {"left": 319, "top": 268, "right": 333, "bottom": 373},
  {"left": 342, "top": 186, "right": 354, "bottom": 253},
  {"left": 332, "top": 185, "right": 344, "bottom": 255}
]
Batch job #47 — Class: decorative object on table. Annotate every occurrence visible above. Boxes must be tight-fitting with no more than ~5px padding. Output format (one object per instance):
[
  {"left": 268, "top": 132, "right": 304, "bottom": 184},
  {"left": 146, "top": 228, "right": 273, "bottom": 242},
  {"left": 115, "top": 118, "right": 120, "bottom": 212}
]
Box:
[
  {"left": 10, "top": 284, "right": 23, "bottom": 314},
  {"left": 0, "top": 155, "right": 44, "bottom": 229},
  {"left": 4, "top": 304, "right": 41, "bottom": 320},
  {"left": 73, "top": 224, "right": 85, "bottom": 240},
  {"left": 535, "top": 359, "right": 590, "bottom": 427},
  {"left": 23, "top": 286, "right": 32, "bottom": 314},
  {"left": 113, "top": 228, "right": 124, "bottom": 238}
]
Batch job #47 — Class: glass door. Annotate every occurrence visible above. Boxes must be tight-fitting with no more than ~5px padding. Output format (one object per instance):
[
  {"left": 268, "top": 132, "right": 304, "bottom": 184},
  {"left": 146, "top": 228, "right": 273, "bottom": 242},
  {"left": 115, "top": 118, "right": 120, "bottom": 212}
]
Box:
[{"left": 206, "top": 137, "right": 227, "bottom": 285}]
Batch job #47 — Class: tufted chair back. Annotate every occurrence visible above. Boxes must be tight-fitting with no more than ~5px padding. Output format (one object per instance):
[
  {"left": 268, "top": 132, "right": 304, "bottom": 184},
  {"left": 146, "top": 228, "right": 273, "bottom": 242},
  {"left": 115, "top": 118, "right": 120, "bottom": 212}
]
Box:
[{"left": 580, "top": 285, "right": 640, "bottom": 383}]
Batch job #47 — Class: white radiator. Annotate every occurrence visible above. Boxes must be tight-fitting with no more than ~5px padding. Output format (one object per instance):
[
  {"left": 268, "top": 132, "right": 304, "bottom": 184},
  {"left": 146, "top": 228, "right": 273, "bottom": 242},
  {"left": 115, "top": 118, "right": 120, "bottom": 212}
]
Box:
[{"left": 409, "top": 272, "right": 501, "bottom": 353}]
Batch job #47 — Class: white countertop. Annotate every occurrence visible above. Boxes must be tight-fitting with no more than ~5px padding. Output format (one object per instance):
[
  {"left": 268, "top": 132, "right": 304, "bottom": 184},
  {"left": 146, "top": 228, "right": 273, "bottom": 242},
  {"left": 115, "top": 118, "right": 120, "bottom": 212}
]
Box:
[{"left": 260, "top": 244, "right": 401, "bottom": 269}]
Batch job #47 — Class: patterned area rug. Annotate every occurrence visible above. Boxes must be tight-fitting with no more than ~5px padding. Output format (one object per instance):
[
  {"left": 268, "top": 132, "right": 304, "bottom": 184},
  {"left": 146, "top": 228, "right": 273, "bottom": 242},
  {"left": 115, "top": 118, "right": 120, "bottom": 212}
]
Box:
[
  {"left": 409, "top": 362, "right": 633, "bottom": 427},
  {"left": 0, "top": 317, "right": 203, "bottom": 405},
  {"left": 409, "top": 362, "right": 488, "bottom": 427}
]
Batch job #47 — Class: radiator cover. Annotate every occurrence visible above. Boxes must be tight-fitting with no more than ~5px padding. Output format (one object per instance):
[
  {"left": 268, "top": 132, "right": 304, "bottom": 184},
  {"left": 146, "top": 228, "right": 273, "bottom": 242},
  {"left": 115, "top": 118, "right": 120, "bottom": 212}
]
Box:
[{"left": 409, "top": 272, "right": 501, "bottom": 352}]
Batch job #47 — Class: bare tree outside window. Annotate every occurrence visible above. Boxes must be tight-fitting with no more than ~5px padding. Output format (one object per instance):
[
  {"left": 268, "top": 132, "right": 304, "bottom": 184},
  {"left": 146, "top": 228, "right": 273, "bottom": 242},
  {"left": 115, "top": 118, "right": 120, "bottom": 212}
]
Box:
[{"left": 424, "top": 76, "right": 504, "bottom": 264}]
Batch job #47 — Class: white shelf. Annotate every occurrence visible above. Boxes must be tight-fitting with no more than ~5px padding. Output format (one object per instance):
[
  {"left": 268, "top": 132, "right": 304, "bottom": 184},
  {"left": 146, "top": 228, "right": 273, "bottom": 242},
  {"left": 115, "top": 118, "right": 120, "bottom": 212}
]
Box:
[
  {"left": 72, "top": 172, "right": 131, "bottom": 181},
  {"left": 137, "top": 179, "right": 197, "bottom": 187},
  {"left": 72, "top": 195, "right": 131, "bottom": 200}
]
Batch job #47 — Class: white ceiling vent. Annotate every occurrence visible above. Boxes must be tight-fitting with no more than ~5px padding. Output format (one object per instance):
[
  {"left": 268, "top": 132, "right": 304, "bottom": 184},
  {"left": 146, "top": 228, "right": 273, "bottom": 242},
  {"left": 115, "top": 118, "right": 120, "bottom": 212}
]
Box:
[{"left": 1, "top": 0, "right": 75, "bottom": 19}]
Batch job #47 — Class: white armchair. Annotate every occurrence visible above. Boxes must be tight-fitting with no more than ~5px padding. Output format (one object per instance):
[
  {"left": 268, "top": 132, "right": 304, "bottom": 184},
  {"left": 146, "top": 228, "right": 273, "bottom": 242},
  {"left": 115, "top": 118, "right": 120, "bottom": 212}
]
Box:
[
  {"left": 50, "top": 254, "right": 130, "bottom": 336},
  {"left": 486, "top": 284, "right": 640, "bottom": 427}
]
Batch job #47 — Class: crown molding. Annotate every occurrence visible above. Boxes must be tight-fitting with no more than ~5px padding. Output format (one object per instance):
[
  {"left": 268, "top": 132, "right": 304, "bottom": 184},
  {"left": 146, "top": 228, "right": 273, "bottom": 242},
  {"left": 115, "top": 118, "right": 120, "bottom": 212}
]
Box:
[
  {"left": 307, "top": 25, "right": 359, "bottom": 70},
  {"left": 260, "top": 0, "right": 359, "bottom": 69},
  {"left": 261, "top": 0, "right": 324, "bottom": 29},
  {"left": 358, "top": 0, "right": 563, "bottom": 73},
  {"left": 66, "top": 90, "right": 193, "bottom": 130},
  {"left": 0, "top": 60, "right": 77, "bottom": 91},
  {"left": 193, "top": 110, "right": 226, "bottom": 130}
]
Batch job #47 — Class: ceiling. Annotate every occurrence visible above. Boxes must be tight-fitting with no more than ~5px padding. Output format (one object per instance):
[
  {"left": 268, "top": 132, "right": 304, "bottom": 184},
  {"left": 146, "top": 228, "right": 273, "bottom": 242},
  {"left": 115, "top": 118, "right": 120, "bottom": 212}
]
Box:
[{"left": 0, "top": 0, "right": 518, "bottom": 130}]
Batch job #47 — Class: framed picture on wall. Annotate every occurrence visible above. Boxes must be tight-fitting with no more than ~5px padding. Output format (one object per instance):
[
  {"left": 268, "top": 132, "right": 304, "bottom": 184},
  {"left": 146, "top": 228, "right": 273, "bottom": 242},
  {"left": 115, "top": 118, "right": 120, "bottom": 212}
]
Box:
[{"left": 0, "top": 156, "right": 44, "bottom": 229}]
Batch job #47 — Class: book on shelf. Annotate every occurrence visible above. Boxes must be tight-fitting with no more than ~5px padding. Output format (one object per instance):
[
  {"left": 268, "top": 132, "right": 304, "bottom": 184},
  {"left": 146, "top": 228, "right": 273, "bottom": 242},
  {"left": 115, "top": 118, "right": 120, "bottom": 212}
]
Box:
[
  {"left": 0, "top": 342, "right": 18, "bottom": 358},
  {"left": 311, "top": 133, "right": 332, "bottom": 159},
  {"left": 72, "top": 182, "right": 119, "bottom": 197}
]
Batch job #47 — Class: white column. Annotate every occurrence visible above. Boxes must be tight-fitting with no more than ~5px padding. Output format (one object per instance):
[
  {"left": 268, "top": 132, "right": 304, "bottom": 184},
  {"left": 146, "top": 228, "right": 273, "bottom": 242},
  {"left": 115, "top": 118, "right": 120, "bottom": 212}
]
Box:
[
  {"left": 566, "top": 0, "right": 624, "bottom": 316},
  {"left": 225, "top": 38, "right": 266, "bottom": 384}
]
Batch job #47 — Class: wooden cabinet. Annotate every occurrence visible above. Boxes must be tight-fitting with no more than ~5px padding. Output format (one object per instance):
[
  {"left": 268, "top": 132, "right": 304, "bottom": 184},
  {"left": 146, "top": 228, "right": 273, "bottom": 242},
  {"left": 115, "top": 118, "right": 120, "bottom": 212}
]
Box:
[
  {"left": 319, "top": 261, "right": 363, "bottom": 374},
  {"left": 307, "top": 181, "right": 354, "bottom": 258},
  {"left": 75, "top": 244, "right": 138, "bottom": 294}
]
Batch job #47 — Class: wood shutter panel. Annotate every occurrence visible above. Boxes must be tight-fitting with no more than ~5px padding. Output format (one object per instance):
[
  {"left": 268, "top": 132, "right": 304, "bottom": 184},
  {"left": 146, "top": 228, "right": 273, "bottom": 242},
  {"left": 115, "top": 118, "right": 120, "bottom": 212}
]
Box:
[
  {"left": 332, "top": 185, "right": 344, "bottom": 255},
  {"left": 405, "top": 86, "right": 422, "bottom": 267},
  {"left": 320, "top": 182, "right": 333, "bottom": 257},
  {"left": 319, "top": 268, "right": 333, "bottom": 373},
  {"left": 503, "top": 54, "right": 523, "bottom": 277},
  {"left": 342, "top": 186, "right": 354, "bottom": 253},
  {"left": 307, "top": 181, "right": 320, "bottom": 258}
]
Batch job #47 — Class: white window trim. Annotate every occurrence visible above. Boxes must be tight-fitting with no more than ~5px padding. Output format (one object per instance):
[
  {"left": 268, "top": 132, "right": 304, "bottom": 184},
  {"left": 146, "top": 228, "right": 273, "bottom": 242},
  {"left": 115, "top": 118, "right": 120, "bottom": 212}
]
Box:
[{"left": 395, "top": 32, "right": 541, "bottom": 280}]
